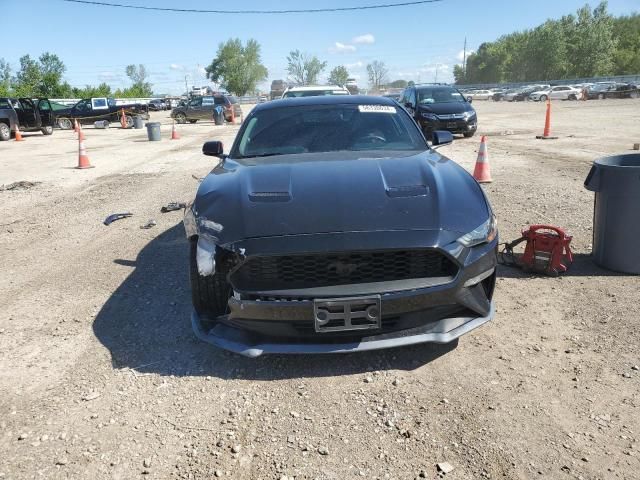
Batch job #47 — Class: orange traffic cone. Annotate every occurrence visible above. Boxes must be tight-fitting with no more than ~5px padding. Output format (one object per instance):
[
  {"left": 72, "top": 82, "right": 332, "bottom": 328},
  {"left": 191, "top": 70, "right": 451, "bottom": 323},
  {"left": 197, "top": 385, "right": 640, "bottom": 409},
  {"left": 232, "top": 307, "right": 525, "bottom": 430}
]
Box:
[
  {"left": 120, "top": 108, "right": 127, "bottom": 129},
  {"left": 171, "top": 120, "right": 180, "bottom": 140},
  {"left": 76, "top": 137, "right": 93, "bottom": 169},
  {"left": 14, "top": 124, "right": 23, "bottom": 141},
  {"left": 536, "top": 98, "right": 558, "bottom": 140},
  {"left": 473, "top": 136, "right": 492, "bottom": 183},
  {"left": 78, "top": 122, "right": 85, "bottom": 141}
]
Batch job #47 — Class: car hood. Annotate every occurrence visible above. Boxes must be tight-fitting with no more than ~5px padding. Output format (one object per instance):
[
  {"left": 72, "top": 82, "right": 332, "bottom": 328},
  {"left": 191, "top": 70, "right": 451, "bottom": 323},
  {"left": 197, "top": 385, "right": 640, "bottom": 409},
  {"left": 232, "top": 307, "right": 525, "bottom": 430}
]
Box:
[
  {"left": 192, "top": 150, "right": 489, "bottom": 246},
  {"left": 416, "top": 102, "right": 474, "bottom": 115}
]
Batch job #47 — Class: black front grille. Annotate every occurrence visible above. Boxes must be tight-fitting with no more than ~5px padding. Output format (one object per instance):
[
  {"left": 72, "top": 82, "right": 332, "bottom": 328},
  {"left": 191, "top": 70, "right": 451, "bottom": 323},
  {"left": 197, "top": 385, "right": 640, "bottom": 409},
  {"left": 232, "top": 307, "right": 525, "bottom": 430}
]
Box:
[{"left": 230, "top": 250, "right": 458, "bottom": 292}]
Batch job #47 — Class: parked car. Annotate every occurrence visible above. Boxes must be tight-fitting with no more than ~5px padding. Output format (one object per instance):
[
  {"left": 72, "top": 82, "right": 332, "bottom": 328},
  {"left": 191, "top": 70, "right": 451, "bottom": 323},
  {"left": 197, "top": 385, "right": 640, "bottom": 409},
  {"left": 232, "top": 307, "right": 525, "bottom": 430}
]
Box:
[
  {"left": 148, "top": 99, "right": 167, "bottom": 111},
  {"left": 586, "top": 82, "right": 639, "bottom": 100},
  {"left": 171, "top": 94, "right": 242, "bottom": 123},
  {"left": 54, "top": 97, "right": 149, "bottom": 129},
  {"left": 185, "top": 95, "right": 498, "bottom": 357},
  {"left": 383, "top": 92, "right": 402, "bottom": 102},
  {"left": 270, "top": 80, "right": 288, "bottom": 100},
  {"left": 400, "top": 84, "right": 477, "bottom": 138},
  {"left": 467, "top": 90, "right": 493, "bottom": 101},
  {"left": 530, "top": 85, "right": 582, "bottom": 102},
  {"left": 0, "top": 97, "right": 56, "bottom": 141},
  {"left": 282, "top": 85, "right": 350, "bottom": 98},
  {"left": 491, "top": 90, "right": 508, "bottom": 101}
]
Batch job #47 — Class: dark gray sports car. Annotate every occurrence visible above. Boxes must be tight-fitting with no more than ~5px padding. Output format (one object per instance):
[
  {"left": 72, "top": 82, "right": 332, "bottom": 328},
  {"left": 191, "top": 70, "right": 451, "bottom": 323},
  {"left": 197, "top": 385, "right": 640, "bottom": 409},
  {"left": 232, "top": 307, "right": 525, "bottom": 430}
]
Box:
[{"left": 184, "top": 96, "right": 497, "bottom": 357}]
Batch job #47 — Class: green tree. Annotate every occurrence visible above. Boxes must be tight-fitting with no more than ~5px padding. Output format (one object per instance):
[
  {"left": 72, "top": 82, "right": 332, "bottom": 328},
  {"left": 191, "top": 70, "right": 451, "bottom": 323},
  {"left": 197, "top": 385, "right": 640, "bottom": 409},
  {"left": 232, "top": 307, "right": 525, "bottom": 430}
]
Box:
[
  {"left": 0, "top": 59, "right": 11, "bottom": 96},
  {"left": 125, "top": 64, "right": 153, "bottom": 97},
  {"left": 286, "top": 50, "right": 327, "bottom": 85},
  {"left": 366, "top": 60, "right": 388, "bottom": 90},
  {"left": 328, "top": 66, "right": 350, "bottom": 85},
  {"left": 205, "top": 38, "right": 268, "bottom": 95},
  {"left": 612, "top": 13, "right": 640, "bottom": 74},
  {"left": 38, "top": 52, "right": 67, "bottom": 97},
  {"left": 14, "top": 55, "right": 42, "bottom": 97},
  {"left": 453, "top": 64, "right": 465, "bottom": 84}
]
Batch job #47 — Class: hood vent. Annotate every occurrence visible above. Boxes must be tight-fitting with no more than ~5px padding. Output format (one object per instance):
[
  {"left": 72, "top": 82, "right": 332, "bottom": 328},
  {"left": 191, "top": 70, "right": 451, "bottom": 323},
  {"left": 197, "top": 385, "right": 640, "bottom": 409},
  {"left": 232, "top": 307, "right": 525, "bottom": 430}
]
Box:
[
  {"left": 386, "top": 185, "right": 429, "bottom": 198},
  {"left": 249, "top": 191, "right": 292, "bottom": 203}
]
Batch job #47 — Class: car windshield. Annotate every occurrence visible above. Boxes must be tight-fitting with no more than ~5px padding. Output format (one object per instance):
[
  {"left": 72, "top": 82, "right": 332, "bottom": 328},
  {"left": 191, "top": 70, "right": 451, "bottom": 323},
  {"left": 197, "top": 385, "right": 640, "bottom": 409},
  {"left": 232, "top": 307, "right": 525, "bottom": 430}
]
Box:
[
  {"left": 0, "top": 98, "right": 12, "bottom": 109},
  {"left": 234, "top": 103, "right": 426, "bottom": 159},
  {"left": 284, "top": 90, "right": 348, "bottom": 98},
  {"left": 417, "top": 87, "right": 466, "bottom": 104}
]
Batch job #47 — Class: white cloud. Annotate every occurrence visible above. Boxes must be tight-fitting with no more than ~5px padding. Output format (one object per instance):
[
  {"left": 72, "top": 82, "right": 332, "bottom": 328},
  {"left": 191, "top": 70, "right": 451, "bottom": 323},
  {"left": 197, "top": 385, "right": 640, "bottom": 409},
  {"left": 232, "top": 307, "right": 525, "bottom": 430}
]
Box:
[
  {"left": 169, "top": 63, "right": 184, "bottom": 71},
  {"left": 197, "top": 66, "right": 207, "bottom": 75},
  {"left": 346, "top": 61, "right": 364, "bottom": 68},
  {"left": 352, "top": 34, "right": 375, "bottom": 45},
  {"left": 456, "top": 49, "right": 474, "bottom": 62},
  {"left": 329, "top": 42, "right": 357, "bottom": 54}
]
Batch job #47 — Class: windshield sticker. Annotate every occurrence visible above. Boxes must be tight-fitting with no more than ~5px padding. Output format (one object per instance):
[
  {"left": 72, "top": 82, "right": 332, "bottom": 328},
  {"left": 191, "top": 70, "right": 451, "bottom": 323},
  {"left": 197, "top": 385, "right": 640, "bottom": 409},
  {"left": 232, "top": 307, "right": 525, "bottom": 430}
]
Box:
[{"left": 358, "top": 105, "right": 396, "bottom": 114}]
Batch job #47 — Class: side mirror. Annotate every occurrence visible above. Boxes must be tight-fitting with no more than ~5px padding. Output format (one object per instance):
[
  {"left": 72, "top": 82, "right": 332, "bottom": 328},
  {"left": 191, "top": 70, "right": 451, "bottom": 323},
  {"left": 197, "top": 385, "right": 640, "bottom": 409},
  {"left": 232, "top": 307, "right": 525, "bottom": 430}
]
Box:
[
  {"left": 203, "top": 141, "right": 224, "bottom": 157},
  {"left": 466, "top": 96, "right": 473, "bottom": 103},
  {"left": 431, "top": 130, "right": 453, "bottom": 147}
]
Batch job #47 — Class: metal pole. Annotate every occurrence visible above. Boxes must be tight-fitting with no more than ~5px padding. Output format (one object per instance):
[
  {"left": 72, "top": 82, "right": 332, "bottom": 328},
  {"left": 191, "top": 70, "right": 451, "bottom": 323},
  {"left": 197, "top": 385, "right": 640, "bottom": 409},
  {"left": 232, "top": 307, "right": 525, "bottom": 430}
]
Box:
[
  {"left": 463, "top": 37, "right": 467, "bottom": 82},
  {"left": 184, "top": 75, "right": 188, "bottom": 96}
]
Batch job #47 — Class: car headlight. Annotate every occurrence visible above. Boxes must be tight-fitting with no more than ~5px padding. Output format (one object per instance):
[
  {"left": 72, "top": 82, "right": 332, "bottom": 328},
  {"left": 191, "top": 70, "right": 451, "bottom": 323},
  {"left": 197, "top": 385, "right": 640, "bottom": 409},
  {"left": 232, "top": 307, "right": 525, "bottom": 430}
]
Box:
[
  {"left": 457, "top": 215, "right": 498, "bottom": 247},
  {"left": 421, "top": 112, "right": 438, "bottom": 121},
  {"left": 462, "top": 111, "right": 476, "bottom": 120}
]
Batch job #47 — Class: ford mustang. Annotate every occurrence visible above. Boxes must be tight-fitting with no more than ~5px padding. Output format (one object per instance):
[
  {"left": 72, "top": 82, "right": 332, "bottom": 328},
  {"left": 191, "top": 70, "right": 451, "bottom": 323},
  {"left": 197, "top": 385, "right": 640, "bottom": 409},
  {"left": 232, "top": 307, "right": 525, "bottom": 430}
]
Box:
[{"left": 184, "top": 96, "right": 497, "bottom": 357}]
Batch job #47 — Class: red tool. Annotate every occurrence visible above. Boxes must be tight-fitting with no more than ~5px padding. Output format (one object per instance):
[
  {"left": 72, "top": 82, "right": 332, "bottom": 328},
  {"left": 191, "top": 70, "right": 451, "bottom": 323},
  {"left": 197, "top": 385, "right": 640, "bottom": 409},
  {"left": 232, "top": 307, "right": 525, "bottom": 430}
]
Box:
[{"left": 500, "top": 225, "right": 573, "bottom": 276}]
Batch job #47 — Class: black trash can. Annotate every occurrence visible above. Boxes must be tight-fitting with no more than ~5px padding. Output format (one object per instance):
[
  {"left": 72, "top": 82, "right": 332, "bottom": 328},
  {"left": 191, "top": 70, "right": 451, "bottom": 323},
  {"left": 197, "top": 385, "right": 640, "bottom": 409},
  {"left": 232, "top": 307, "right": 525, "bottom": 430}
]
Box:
[
  {"left": 145, "top": 122, "right": 161, "bottom": 141},
  {"left": 584, "top": 154, "right": 640, "bottom": 274},
  {"left": 213, "top": 106, "right": 224, "bottom": 126}
]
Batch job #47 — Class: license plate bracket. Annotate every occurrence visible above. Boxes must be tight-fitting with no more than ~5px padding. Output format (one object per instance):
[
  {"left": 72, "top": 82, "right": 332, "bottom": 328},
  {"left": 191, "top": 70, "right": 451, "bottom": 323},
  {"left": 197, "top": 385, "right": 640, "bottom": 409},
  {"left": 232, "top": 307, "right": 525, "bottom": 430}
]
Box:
[
  {"left": 313, "top": 296, "right": 381, "bottom": 333},
  {"left": 447, "top": 122, "right": 457, "bottom": 129}
]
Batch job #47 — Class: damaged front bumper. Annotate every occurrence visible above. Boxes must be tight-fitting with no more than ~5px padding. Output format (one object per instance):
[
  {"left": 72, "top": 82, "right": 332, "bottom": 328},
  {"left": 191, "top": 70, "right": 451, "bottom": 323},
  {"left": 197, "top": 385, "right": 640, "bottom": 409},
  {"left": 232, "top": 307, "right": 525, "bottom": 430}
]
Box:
[{"left": 192, "top": 302, "right": 494, "bottom": 358}]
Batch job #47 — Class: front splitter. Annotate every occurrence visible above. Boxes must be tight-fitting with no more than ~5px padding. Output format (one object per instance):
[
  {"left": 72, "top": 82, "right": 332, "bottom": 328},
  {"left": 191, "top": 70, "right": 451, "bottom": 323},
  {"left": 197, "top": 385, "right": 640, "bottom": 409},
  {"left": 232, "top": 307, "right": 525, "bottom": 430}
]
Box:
[{"left": 191, "top": 303, "right": 494, "bottom": 358}]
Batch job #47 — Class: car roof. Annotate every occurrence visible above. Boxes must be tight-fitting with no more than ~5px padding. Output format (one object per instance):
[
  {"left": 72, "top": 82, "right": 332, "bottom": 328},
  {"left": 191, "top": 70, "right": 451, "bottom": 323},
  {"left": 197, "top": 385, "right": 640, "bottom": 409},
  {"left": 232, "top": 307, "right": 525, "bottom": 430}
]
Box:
[
  {"left": 254, "top": 94, "right": 399, "bottom": 112},
  {"left": 285, "top": 85, "right": 348, "bottom": 91}
]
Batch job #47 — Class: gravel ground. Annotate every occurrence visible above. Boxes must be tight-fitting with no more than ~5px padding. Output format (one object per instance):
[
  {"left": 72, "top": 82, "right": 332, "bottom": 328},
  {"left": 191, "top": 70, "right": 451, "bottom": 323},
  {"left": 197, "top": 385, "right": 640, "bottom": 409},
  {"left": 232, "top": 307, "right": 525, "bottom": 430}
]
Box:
[{"left": 0, "top": 100, "right": 639, "bottom": 480}]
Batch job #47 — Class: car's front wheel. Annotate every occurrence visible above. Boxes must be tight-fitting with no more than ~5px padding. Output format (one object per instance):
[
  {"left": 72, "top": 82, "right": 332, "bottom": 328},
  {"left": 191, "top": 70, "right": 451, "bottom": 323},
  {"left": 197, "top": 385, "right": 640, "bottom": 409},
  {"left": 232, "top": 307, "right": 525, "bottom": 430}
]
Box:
[
  {"left": 463, "top": 131, "right": 476, "bottom": 138},
  {"left": 189, "top": 239, "right": 232, "bottom": 324},
  {"left": 41, "top": 125, "right": 54, "bottom": 135},
  {"left": 0, "top": 122, "right": 11, "bottom": 141},
  {"left": 57, "top": 117, "right": 73, "bottom": 129},
  {"left": 175, "top": 113, "right": 187, "bottom": 124},
  {"left": 539, "top": 95, "right": 548, "bottom": 102}
]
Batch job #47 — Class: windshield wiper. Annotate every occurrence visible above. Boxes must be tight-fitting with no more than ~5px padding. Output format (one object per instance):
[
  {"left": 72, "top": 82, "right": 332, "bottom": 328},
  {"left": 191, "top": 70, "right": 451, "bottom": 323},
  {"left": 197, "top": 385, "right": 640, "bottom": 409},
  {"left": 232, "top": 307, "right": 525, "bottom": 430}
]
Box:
[{"left": 239, "top": 152, "right": 290, "bottom": 159}]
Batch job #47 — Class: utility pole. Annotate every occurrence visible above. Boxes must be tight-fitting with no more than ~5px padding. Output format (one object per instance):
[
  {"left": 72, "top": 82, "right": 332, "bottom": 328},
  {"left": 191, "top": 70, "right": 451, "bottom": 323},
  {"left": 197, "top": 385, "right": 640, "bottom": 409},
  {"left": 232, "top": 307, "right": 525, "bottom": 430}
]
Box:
[
  {"left": 435, "top": 64, "right": 439, "bottom": 83},
  {"left": 462, "top": 36, "right": 467, "bottom": 82},
  {"left": 184, "top": 75, "right": 189, "bottom": 96}
]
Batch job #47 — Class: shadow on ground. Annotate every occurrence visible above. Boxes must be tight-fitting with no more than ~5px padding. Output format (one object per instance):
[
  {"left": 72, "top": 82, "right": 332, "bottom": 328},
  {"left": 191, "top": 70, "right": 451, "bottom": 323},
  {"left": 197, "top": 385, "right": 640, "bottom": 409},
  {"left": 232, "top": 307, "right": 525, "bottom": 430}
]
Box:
[{"left": 93, "top": 223, "right": 457, "bottom": 381}]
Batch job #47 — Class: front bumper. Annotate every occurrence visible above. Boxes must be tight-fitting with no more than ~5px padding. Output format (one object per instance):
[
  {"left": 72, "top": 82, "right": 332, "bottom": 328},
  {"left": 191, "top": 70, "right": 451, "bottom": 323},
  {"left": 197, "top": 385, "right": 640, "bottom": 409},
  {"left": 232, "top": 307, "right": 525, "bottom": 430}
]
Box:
[
  {"left": 192, "top": 302, "right": 494, "bottom": 357},
  {"left": 420, "top": 117, "right": 477, "bottom": 135},
  {"left": 191, "top": 237, "right": 497, "bottom": 357}
]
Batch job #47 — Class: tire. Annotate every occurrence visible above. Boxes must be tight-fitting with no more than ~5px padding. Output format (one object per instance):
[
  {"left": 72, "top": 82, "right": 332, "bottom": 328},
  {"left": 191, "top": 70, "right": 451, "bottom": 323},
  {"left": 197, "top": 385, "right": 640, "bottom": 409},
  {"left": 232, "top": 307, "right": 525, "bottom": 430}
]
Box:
[
  {"left": 568, "top": 94, "right": 577, "bottom": 101},
  {"left": 598, "top": 93, "right": 605, "bottom": 100},
  {"left": 189, "top": 239, "right": 232, "bottom": 321},
  {"left": 0, "top": 122, "right": 10, "bottom": 141},
  {"left": 125, "top": 115, "right": 134, "bottom": 128},
  {"left": 57, "top": 117, "right": 73, "bottom": 130},
  {"left": 175, "top": 113, "right": 187, "bottom": 124},
  {"left": 539, "top": 95, "right": 548, "bottom": 102},
  {"left": 41, "top": 125, "right": 54, "bottom": 135},
  {"left": 189, "top": 119, "right": 198, "bottom": 124},
  {"left": 463, "top": 132, "right": 475, "bottom": 138},
  {"left": 630, "top": 91, "right": 639, "bottom": 99}
]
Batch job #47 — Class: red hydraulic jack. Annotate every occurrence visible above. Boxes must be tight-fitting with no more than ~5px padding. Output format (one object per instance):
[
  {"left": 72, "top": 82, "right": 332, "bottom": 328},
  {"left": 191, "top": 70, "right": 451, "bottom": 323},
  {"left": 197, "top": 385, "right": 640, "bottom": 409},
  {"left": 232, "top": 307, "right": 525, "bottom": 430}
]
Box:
[{"left": 500, "top": 225, "right": 573, "bottom": 276}]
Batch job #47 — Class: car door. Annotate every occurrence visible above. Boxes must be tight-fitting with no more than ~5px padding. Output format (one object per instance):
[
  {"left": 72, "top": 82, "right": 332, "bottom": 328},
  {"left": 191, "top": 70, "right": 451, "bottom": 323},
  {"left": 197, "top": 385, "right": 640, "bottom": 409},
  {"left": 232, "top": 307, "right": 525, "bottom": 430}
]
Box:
[
  {"left": 36, "top": 99, "right": 55, "bottom": 127},
  {"left": 186, "top": 97, "right": 202, "bottom": 119},
  {"left": 201, "top": 96, "right": 215, "bottom": 119},
  {"left": 551, "top": 87, "right": 567, "bottom": 100},
  {"left": 18, "top": 98, "right": 39, "bottom": 128}
]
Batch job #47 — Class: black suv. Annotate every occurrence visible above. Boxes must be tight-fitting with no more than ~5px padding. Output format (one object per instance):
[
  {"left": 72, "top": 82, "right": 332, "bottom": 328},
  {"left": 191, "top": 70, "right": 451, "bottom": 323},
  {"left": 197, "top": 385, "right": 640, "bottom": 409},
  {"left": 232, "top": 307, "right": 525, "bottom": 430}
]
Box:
[{"left": 400, "top": 84, "right": 477, "bottom": 138}]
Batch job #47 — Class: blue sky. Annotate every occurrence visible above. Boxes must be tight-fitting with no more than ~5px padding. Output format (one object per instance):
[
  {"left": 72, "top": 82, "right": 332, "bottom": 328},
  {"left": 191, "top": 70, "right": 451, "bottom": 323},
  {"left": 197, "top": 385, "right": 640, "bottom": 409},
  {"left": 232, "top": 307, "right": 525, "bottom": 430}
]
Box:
[{"left": 3, "top": 0, "right": 638, "bottom": 94}]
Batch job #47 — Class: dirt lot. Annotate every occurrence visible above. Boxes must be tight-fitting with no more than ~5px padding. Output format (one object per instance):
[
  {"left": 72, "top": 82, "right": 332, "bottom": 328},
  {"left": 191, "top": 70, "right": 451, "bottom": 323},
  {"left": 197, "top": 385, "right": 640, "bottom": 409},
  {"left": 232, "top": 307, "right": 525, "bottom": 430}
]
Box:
[{"left": 1, "top": 100, "right": 639, "bottom": 480}]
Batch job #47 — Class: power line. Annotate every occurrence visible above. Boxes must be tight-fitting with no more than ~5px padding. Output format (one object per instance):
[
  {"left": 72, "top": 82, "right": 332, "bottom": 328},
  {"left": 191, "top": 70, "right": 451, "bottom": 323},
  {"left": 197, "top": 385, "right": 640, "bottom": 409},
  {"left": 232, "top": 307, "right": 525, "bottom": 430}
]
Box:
[{"left": 60, "top": 0, "right": 443, "bottom": 14}]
